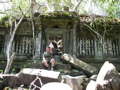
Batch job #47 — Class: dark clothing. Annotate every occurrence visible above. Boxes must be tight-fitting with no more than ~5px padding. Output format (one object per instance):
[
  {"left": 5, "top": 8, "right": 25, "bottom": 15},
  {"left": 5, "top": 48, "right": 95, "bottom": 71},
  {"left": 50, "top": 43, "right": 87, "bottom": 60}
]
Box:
[{"left": 52, "top": 48, "right": 59, "bottom": 56}]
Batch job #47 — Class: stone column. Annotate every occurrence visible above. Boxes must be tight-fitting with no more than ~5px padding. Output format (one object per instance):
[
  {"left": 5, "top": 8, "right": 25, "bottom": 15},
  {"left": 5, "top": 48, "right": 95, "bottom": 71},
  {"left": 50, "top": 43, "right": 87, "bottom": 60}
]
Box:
[
  {"left": 33, "top": 32, "right": 42, "bottom": 60},
  {"left": 33, "top": 17, "right": 42, "bottom": 60},
  {"left": 69, "top": 29, "right": 73, "bottom": 55},
  {"left": 118, "top": 27, "right": 120, "bottom": 56},
  {"left": 73, "top": 21, "right": 78, "bottom": 57}
]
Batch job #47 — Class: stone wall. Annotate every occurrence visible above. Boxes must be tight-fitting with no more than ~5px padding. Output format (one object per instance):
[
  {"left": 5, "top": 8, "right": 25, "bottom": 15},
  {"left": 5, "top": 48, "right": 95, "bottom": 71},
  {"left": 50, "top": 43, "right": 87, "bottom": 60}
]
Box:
[
  {"left": 0, "top": 16, "right": 119, "bottom": 71},
  {"left": 76, "top": 22, "right": 120, "bottom": 60}
]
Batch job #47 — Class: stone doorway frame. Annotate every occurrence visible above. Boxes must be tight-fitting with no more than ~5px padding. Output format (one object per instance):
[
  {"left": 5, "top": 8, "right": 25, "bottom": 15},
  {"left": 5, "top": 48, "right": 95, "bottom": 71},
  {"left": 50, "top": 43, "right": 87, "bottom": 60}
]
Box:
[{"left": 45, "top": 28, "right": 70, "bottom": 54}]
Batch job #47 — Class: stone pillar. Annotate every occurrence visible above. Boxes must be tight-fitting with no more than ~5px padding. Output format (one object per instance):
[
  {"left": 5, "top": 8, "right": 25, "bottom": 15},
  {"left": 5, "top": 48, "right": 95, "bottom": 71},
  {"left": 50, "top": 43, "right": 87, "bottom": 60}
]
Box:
[
  {"left": 72, "top": 21, "right": 78, "bottom": 57},
  {"left": 69, "top": 29, "right": 73, "bottom": 55},
  {"left": 33, "top": 32, "right": 42, "bottom": 60},
  {"left": 118, "top": 27, "right": 120, "bottom": 57},
  {"left": 33, "top": 17, "right": 42, "bottom": 60}
]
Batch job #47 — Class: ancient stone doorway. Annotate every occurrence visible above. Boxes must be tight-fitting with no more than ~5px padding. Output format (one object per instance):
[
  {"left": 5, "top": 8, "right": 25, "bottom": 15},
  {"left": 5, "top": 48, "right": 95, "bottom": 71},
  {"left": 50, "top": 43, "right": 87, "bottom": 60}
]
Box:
[
  {"left": 44, "top": 28, "right": 70, "bottom": 54},
  {"left": 49, "top": 35, "right": 62, "bottom": 53}
]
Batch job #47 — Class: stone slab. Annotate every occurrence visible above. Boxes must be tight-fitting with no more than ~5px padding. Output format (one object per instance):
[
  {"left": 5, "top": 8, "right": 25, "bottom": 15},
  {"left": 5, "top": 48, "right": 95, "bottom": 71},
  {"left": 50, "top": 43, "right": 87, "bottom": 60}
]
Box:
[{"left": 61, "top": 54, "right": 98, "bottom": 76}]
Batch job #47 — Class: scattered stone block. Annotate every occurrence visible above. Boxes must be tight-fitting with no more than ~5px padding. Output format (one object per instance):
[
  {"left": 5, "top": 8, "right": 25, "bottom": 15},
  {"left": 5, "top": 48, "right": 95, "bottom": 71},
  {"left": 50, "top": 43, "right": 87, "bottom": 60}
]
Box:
[
  {"left": 62, "top": 75, "right": 89, "bottom": 90},
  {"left": 96, "top": 61, "right": 115, "bottom": 82},
  {"left": 41, "top": 82, "right": 72, "bottom": 90},
  {"left": 60, "top": 70, "right": 71, "bottom": 75},
  {"left": 86, "top": 61, "right": 120, "bottom": 90},
  {"left": 1, "top": 74, "right": 19, "bottom": 88},
  {"left": 1, "top": 68, "right": 61, "bottom": 88},
  {"left": 96, "top": 61, "right": 120, "bottom": 90},
  {"left": 18, "top": 68, "right": 61, "bottom": 86},
  {"left": 90, "top": 75, "right": 97, "bottom": 81},
  {"left": 86, "top": 80, "right": 102, "bottom": 90},
  {"left": 61, "top": 53, "right": 98, "bottom": 76},
  {"left": 70, "top": 70, "right": 82, "bottom": 76}
]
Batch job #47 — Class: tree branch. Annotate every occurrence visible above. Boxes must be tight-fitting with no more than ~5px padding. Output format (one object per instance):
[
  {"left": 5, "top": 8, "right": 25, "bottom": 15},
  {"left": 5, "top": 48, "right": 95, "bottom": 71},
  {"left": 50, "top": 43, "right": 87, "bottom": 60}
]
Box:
[
  {"left": 83, "top": 22, "right": 102, "bottom": 38},
  {"left": 73, "top": 0, "right": 83, "bottom": 11},
  {"left": 4, "top": 5, "right": 31, "bottom": 74},
  {"left": 0, "top": 12, "right": 8, "bottom": 15}
]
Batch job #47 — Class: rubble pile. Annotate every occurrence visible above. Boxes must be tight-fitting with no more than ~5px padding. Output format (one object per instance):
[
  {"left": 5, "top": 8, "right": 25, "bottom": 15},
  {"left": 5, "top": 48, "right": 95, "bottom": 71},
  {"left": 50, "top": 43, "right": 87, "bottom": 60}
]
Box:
[
  {"left": 86, "top": 61, "right": 120, "bottom": 90},
  {"left": 0, "top": 54, "right": 120, "bottom": 90}
]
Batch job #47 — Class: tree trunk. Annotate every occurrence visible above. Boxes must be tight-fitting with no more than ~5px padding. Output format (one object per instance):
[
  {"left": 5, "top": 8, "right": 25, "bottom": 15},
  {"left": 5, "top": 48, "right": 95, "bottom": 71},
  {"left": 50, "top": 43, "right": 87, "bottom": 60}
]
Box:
[
  {"left": 30, "top": 0, "right": 35, "bottom": 59},
  {"left": 4, "top": 52, "right": 15, "bottom": 74},
  {"left": 73, "top": 0, "right": 83, "bottom": 12},
  {"left": 4, "top": 4, "right": 32, "bottom": 74},
  {"left": 4, "top": 17, "right": 24, "bottom": 74}
]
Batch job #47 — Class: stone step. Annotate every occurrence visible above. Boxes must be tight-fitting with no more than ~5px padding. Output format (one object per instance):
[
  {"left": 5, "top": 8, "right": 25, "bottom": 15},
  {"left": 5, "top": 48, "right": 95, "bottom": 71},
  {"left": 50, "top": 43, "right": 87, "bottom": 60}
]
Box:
[
  {"left": 55, "top": 63, "right": 71, "bottom": 70},
  {"left": 29, "top": 62, "right": 85, "bottom": 76},
  {"left": 60, "top": 70, "right": 86, "bottom": 76},
  {"left": 29, "top": 62, "right": 71, "bottom": 71}
]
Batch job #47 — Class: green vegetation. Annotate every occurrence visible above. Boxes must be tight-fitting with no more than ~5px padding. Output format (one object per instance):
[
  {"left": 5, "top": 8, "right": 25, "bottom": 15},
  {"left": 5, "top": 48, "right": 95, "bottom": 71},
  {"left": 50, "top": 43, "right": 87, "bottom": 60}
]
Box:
[
  {"left": 0, "top": 15, "right": 9, "bottom": 27},
  {"left": 0, "top": 0, "right": 120, "bottom": 18},
  {"left": 0, "top": 0, "right": 119, "bottom": 73},
  {"left": 93, "top": 0, "right": 120, "bottom": 18},
  {"left": 0, "top": 0, "right": 119, "bottom": 27}
]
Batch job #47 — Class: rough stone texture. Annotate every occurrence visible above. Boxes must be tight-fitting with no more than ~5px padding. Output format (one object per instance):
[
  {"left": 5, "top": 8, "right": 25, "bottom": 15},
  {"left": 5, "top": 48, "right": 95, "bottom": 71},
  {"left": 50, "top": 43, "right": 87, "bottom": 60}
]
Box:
[
  {"left": 1, "top": 68, "right": 61, "bottom": 88},
  {"left": 29, "top": 62, "right": 46, "bottom": 69},
  {"left": 70, "top": 70, "right": 83, "bottom": 76},
  {"left": 90, "top": 75, "right": 97, "bottom": 81},
  {"left": 18, "top": 68, "right": 61, "bottom": 86},
  {"left": 96, "top": 61, "right": 115, "bottom": 82},
  {"left": 33, "top": 32, "right": 42, "bottom": 60},
  {"left": 61, "top": 53, "right": 98, "bottom": 76},
  {"left": 86, "top": 61, "right": 120, "bottom": 90},
  {"left": 62, "top": 75, "right": 89, "bottom": 90},
  {"left": 29, "top": 62, "right": 72, "bottom": 71},
  {"left": 0, "top": 76, "right": 4, "bottom": 88},
  {"left": 1, "top": 74, "right": 19, "bottom": 88},
  {"left": 96, "top": 61, "right": 120, "bottom": 90},
  {"left": 55, "top": 63, "right": 71, "bottom": 70},
  {"left": 60, "top": 70, "right": 71, "bottom": 75},
  {"left": 86, "top": 80, "right": 102, "bottom": 90},
  {"left": 60, "top": 70, "right": 86, "bottom": 77}
]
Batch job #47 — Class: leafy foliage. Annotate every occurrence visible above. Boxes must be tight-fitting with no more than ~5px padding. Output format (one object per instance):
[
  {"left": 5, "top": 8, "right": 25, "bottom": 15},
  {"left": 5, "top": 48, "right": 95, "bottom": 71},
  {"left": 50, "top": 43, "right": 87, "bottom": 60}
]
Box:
[
  {"left": 0, "top": 0, "right": 119, "bottom": 27},
  {"left": 1, "top": 0, "right": 120, "bottom": 18},
  {"left": 93, "top": 0, "right": 120, "bottom": 17},
  {"left": 0, "top": 15, "right": 9, "bottom": 27},
  {"left": 11, "top": 0, "right": 30, "bottom": 17}
]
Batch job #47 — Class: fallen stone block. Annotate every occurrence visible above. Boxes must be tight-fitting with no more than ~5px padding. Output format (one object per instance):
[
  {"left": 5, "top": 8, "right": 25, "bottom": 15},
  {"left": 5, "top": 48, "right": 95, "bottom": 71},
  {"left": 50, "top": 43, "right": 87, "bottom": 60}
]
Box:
[
  {"left": 61, "top": 53, "right": 98, "bottom": 76},
  {"left": 86, "top": 61, "right": 120, "bottom": 90},
  {"left": 90, "top": 75, "right": 97, "bottom": 81},
  {"left": 70, "top": 70, "right": 84, "bottom": 76},
  {"left": 62, "top": 75, "right": 89, "bottom": 90},
  {"left": 96, "top": 61, "right": 120, "bottom": 90},
  {"left": 1, "top": 68, "right": 61, "bottom": 88},
  {"left": 41, "top": 82, "right": 72, "bottom": 90},
  {"left": 0, "top": 74, "right": 19, "bottom": 88},
  {"left": 18, "top": 68, "right": 61, "bottom": 86},
  {"left": 86, "top": 80, "right": 102, "bottom": 90}
]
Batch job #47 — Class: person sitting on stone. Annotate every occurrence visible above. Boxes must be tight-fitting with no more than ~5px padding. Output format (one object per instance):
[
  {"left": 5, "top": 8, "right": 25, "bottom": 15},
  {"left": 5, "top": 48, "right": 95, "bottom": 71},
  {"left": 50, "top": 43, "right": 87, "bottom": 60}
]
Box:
[{"left": 42, "top": 46, "right": 55, "bottom": 70}]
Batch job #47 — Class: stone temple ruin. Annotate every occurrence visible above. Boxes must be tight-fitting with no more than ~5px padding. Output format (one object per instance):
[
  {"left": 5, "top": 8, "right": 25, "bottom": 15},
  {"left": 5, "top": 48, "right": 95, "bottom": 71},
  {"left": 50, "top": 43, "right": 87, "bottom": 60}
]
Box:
[
  {"left": 0, "top": 13, "right": 120, "bottom": 71},
  {"left": 0, "top": 12, "right": 120, "bottom": 89}
]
